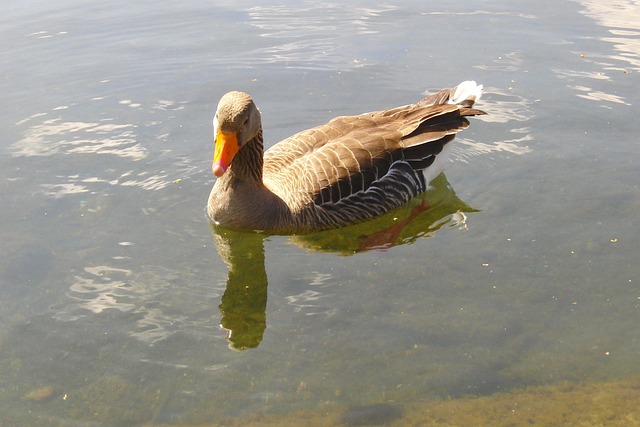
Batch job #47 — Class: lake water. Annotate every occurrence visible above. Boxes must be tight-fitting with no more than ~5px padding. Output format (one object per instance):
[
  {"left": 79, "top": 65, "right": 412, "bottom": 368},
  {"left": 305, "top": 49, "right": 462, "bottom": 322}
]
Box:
[{"left": 2, "top": 0, "right": 640, "bottom": 425}]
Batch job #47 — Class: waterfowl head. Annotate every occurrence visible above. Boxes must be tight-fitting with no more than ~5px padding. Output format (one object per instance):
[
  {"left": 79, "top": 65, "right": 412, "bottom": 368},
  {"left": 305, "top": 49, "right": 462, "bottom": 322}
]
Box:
[{"left": 212, "top": 91, "right": 261, "bottom": 177}]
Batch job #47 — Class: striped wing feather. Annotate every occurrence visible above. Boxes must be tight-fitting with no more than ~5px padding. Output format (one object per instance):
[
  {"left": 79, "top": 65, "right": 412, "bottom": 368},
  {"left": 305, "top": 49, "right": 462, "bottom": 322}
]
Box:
[{"left": 262, "top": 103, "right": 469, "bottom": 215}]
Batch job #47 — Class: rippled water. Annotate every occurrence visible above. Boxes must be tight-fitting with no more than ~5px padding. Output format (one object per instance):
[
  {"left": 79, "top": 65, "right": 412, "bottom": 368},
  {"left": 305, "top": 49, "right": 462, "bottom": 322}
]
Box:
[{"left": 1, "top": 0, "right": 639, "bottom": 425}]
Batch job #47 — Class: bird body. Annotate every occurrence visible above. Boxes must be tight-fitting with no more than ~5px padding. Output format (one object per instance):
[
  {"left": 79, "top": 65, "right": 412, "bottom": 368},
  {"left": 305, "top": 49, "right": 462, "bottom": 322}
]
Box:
[{"left": 208, "top": 81, "right": 484, "bottom": 233}]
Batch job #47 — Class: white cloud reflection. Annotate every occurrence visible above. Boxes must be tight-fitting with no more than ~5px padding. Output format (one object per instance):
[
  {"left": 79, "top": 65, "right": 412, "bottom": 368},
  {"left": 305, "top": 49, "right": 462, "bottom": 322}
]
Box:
[
  {"left": 240, "top": 3, "right": 398, "bottom": 70},
  {"left": 62, "top": 266, "right": 137, "bottom": 317},
  {"left": 54, "top": 263, "right": 221, "bottom": 345},
  {"left": 247, "top": 3, "right": 398, "bottom": 38},
  {"left": 451, "top": 86, "right": 533, "bottom": 161},
  {"left": 11, "top": 98, "right": 189, "bottom": 196},
  {"left": 553, "top": 1, "right": 640, "bottom": 105},
  {"left": 285, "top": 272, "right": 338, "bottom": 317},
  {"left": 578, "top": 0, "right": 640, "bottom": 71},
  {"left": 12, "top": 118, "right": 146, "bottom": 160}
]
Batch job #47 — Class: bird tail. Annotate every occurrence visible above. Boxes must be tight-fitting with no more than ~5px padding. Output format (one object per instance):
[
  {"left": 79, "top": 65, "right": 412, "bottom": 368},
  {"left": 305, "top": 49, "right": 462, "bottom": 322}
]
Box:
[
  {"left": 419, "top": 80, "right": 483, "bottom": 109},
  {"left": 449, "top": 80, "right": 483, "bottom": 105}
]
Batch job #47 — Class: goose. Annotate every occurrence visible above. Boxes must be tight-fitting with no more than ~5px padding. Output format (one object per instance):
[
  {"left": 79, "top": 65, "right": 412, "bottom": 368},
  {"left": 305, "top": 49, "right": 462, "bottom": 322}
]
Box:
[{"left": 207, "top": 81, "right": 484, "bottom": 233}]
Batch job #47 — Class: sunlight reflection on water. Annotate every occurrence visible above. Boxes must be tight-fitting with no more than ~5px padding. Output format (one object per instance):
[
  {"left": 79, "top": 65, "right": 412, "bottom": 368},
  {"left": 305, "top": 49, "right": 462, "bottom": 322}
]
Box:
[
  {"left": 12, "top": 119, "right": 144, "bottom": 159},
  {"left": 0, "top": 0, "right": 639, "bottom": 425},
  {"left": 579, "top": 0, "right": 640, "bottom": 71}
]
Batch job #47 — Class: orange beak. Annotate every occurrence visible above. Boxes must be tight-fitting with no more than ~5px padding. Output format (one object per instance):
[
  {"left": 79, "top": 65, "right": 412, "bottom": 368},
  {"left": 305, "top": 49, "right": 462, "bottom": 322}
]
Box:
[{"left": 212, "top": 130, "right": 240, "bottom": 177}]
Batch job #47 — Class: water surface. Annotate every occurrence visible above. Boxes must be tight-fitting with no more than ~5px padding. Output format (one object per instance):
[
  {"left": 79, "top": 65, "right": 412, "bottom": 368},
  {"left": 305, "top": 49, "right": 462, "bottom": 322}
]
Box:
[{"left": 1, "top": 0, "right": 639, "bottom": 425}]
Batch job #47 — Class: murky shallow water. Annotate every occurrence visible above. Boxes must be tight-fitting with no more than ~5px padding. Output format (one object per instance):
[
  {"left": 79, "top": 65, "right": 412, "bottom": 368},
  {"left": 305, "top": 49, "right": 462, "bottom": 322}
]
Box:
[{"left": 1, "top": 0, "right": 640, "bottom": 425}]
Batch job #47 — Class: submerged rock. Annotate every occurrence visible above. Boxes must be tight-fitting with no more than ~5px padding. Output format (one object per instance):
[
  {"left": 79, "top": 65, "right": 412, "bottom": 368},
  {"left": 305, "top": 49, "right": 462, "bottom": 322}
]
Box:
[
  {"left": 21, "top": 385, "right": 55, "bottom": 402},
  {"left": 341, "top": 403, "right": 403, "bottom": 426}
]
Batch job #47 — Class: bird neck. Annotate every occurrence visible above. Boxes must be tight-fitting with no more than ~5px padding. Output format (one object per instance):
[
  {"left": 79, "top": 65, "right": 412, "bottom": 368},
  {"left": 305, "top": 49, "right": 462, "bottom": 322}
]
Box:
[{"left": 228, "top": 130, "right": 264, "bottom": 185}]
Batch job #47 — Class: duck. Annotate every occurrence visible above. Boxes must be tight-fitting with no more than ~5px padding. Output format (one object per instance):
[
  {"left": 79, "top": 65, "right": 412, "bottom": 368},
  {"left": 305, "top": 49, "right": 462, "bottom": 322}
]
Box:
[{"left": 207, "top": 81, "right": 484, "bottom": 233}]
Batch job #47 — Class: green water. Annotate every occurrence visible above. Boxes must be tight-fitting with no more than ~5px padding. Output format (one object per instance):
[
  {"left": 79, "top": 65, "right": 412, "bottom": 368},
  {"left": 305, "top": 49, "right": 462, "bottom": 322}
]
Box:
[{"left": 1, "top": 0, "right": 639, "bottom": 425}]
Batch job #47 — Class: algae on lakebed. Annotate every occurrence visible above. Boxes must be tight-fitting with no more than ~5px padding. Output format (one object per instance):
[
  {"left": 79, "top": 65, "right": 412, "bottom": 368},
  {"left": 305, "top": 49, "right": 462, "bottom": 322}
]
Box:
[
  {"left": 399, "top": 377, "right": 640, "bottom": 426},
  {"left": 154, "top": 375, "right": 640, "bottom": 426}
]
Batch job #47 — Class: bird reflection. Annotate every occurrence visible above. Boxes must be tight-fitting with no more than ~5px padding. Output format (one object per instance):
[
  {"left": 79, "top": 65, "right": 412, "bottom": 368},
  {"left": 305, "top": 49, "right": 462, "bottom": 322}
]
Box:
[
  {"left": 212, "top": 228, "right": 268, "bottom": 351},
  {"left": 210, "top": 174, "right": 476, "bottom": 350}
]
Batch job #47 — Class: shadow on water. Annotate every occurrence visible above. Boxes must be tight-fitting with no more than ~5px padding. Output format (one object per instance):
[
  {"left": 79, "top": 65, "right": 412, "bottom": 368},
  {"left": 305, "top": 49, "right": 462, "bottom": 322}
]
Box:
[{"left": 211, "top": 173, "right": 476, "bottom": 350}]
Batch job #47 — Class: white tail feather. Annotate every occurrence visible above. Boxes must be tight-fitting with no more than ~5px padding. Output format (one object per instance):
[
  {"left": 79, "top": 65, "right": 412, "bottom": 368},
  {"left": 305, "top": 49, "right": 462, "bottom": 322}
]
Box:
[{"left": 450, "top": 80, "right": 483, "bottom": 104}]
